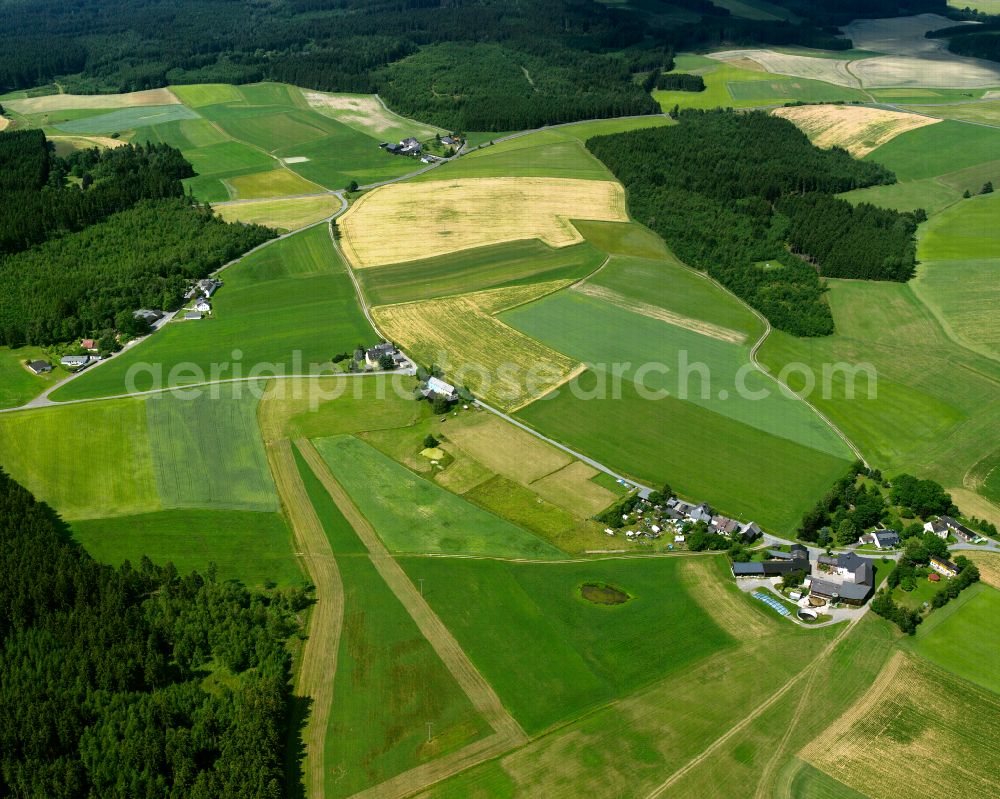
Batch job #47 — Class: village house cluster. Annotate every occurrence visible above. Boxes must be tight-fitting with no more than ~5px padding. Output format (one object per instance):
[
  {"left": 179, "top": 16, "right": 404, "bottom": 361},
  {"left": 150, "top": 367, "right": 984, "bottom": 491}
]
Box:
[
  {"left": 732, "top": 545, "right": 876, "bottom": 608},
  {"left": 609, "top": 496, "right": 763, "bottom": 547},
  {"left": 182, "top": 278, "right": 222, "bottom": 321}
]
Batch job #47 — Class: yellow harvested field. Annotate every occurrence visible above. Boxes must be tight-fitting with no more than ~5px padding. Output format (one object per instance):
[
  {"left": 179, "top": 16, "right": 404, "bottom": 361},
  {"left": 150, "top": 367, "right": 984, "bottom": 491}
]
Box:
[
  {"left": 5, "top": 88, "right": 180, "bottom": 114},
  {"left": 213, "top": 196, "right": 341, "bottom": 231},
  {"left": 339, "top": 177, "right": 628, "bottom": 269},
  {"left": 372, "top": 281, "right": 581, "bottom": 410},
  {"left": 529, "top": 461, "right": 618, "bottom": 516},
  {"left": 773, "top": 105, "right": 941, "bottom": 157},
  {"left": 801, "top": 653, "right": 1000, "bottom": 799},
  {"left": 48, "top": 134, "right": 129, "bottom": 151},
  {"left": 0, "top": 116, "right": 10, "bottom": 132},
  {"left": 573, "top": 282, "right": 746, "bottom": 344},
  {"left": 962, "top": 551, "right": 1000, "bottom": 589},
  {"left": 444, "top": 413, "right": 572, "bottom": 484}
]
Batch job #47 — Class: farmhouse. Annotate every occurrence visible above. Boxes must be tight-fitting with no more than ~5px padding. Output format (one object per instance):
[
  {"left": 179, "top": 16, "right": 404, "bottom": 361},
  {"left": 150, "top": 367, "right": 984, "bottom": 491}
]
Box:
[
  {"left": 364, "top": 341, "right": 407, "bottom": 369},
  {"left": 60, "top": 355, "right": 94, "bottom": 370},
  {"left": 937, "top": 516, "right": 980, "bottom": 543},
  {"left": 424, "top": 376, "right": 458, "bottom": 401},
  {"left": 133, "top": 309, "right": 163, "bottom": 324},
  {"left": 26, "top": 360, "right": 52, "bottom": 375},
  {"left": 186, "top": 278, "right": 223, "bottom": 299},
  {"left": 809, "top": 552, "right": 874, "bottom": 606},
  {"left": 731, "top": 544, "right": 809, "bottom": 579},
  {"left": 711, "top": 515, "right": 740, "bottom": 536},
  {"left": 930, "top": 556, "right": 960, "bottom": 578},
  {"left": 383, "top": 137, "right": 423, "bottom": 156},
  {"left": 80, "top": 339, "right": 97, "bottom": 352},
  {"left": 870, "top": 529, "right": 900, "bottom": 549},
  {"left": 440, "top": 135, "right": 459, "bottom": 146}
]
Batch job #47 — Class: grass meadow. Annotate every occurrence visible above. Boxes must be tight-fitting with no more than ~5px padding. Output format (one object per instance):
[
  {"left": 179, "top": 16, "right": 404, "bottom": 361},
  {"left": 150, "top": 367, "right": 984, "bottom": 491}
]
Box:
[
  {"left": 55, "top": 104, "right": 200, "bottom": 134},
  {"left": 145, "top": 389, "right": 278, "bottom": 512},
  {"left": 758, "top": 278, "right": 1000, "bottom": 520},
  {"left": 51, "top": 224, "right": 373, "bottom": 400},
  {"left": 356, "top": 238, "right": 606, "bottom": 307},
  {"left": 398, "top": 556, "right": 735, "bottom": 733},
  {"left": 918, "top": 191, "right": 1000, "bottom": 261},
  {"left": 311, "top": 434, "right": 565, "bottom": 558},
  {"left": 70, "top": 509, "right": 301, "bottom": 587},
  {"left": 0, "top": 345, "right": 59, "bottom": 409},
  {"left": 0, "top": 399, "right": 160, "bottom": 519},
  {"left": 291, "top": 444, "right": 367, "bottom": 554},
  {"left": 324, "top": 554, "right": 491, "bottom": 799},
  {"left": 907, "top": 583, "right": 1000, "bottom": 694},
  {"left": 213, "top": 196, "right": 341, "bottom": 232},
  {"left": 864, "top": 119, "right": 1000, "bottom": 181}
]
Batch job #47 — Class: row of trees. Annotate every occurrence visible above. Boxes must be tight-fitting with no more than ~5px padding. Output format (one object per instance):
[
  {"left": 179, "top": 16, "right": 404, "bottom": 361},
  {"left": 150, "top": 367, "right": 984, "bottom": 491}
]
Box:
[
  {"left": 0, "top": 199, "right": 273, "bottom": 346},
  {"left": 0, "top": 469, "right": 306, "bottom": 797},
  {"left": 0, "top": 130, "right": 195, "bottom": 254},
  {"left": 586, "top": 110, "right": 904, "bottom": 336}
]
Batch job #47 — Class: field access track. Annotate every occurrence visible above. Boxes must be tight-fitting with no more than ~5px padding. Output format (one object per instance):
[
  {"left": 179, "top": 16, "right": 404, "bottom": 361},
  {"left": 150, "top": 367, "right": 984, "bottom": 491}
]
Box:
[{"left": 295, "top": 438, "right": 528, "bottom": 799}]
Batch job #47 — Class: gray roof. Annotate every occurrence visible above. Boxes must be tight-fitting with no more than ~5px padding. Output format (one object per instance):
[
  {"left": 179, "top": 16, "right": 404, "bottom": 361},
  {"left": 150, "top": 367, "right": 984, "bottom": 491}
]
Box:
[
  {"left": 872, "top": 530, "right": 899, "bottom": 546},
  {"left": 732, "top": 560, "right": 800, "bottom": 577},
  {"left": 854, "top": 560, "right": 874, "bottom": 587},
  {"left": 837, "top": 551, "right": 866, "bottom": 572},
  {"left": 732, "top": 562, "right": 765, "bottom": 577},
  {"left": 767, "top": 549, "right": 794, "bottom": 560}
]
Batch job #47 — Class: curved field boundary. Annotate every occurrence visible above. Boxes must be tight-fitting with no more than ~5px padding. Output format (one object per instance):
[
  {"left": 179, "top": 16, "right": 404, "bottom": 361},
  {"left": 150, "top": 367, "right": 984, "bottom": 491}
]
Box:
[
  {"left": 297, "top": 438, "right": 526, "bottom": 741},
  {"left": 267, "top": 439, "right": 345, "bottom": 799}
]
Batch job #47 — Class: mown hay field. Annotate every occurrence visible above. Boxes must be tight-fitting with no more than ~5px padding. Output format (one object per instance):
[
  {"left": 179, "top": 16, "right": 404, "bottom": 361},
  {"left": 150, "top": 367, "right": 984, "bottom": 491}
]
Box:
[
  {"left": 4, "top": 87, "right": 180, "bottom": 113},
  {"left": 773, "top": 104, "right": 941, "bottom": 157},
  {"left": 312, "top": 434, "right": 564, "bottom": 559},
  {"left": 224, "top": 168, "right": 323, "bottom": 199},
  {"left": 71, "top": 508, "right": 301, "bottom": 587},
  {"left": 372, "top": 281, "right": 582, "bottom": 410},
  {"left": 56, "top": 104, "right": 200, "bottom": 134},
  {"left": 339, "top": 177, "right": 627, "bottom": 268},
  {"left": 214, "top": 195, "right": 341, "bottom": 231},
  {"left": 52, "top": 224, "right": 373, "bottom": 401},
  {"left": 398, "top": 556, "right": 735, "bottom": 734},
  {"left": 863, "top": 119, "right": 1000, "bottom": 181},
  {"left": 800, "top": 652, "right": 1000, "bottom": 799},
  {"left": 918, "top": 191, "right": 1000, "bottom": 261},
  {"left": 324, "top": 554, "right": 492, "bottom": 799},
  {"left": 356, "top": 238, "right": 606, "bottom": 307},
  {"left": 709, "top": 49, "right": 858, "bottom": 87}
]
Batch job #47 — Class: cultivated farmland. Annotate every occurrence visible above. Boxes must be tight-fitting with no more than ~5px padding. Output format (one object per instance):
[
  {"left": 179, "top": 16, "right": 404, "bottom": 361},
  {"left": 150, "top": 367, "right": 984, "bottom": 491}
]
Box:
[
  {"left": 800, "top": 652, "right": 1000, "bottom": 799},
  {"left": 70, "top": 509, "right": 300, "bottom": 587},
  {"left": 773, "top": 104, "right": 941, "bottom": 157},
  {"left": 311, "top": 434, "right": 564, "bottom": 559},
  {"left": 863, "top": 119, "right": 1000, "bottom": 181},
  {"left": 356, "top": 238, "right": 605, "bottom": 307},
  {"left": 338, "top": 177, "right": 627, "bottom": 268},
  {"left": 372, "top": 281, "right": 581, "bottom": 410},
  {"left": 398, "top": 556, "right": 734, "bottom": 733},
  {"left": 709, "top": 49, "right": 859, "bottom": 88},
  {"left": 213, "top": 195, "right": 342, "bottom": 231},
  {"left": 300, "top": 90, "right": 440, "bottom": 141},
  {"left": 56, "top": 104, "right": 200, "bottom": 134},
  {"left": 3, "top": 88, "right": 180, "bottom": 113}
]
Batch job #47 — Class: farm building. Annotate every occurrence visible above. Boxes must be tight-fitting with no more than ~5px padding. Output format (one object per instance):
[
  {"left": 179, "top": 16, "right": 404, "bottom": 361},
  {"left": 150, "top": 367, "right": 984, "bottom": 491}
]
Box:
[
  {"left": 924, "top": 519, "right": 950, "bottom": 539},
  {"left": 60, "top": 355, "right": 94, "bottom": 370},
  {"left": 808, "top": 552, "right": 874, "bottom": 606},
  {"left": 193, "top": 298, "right": 211, "bottom": 313},
  {"left": 26, "top": 360, "right": 52, "bottom": 375},
  {"left": 133, "top": 309, "right": 163, "bottom": 324},
  {"left": 80, "top": 339, "right": 97, "bottom": 351},
  {"left": 731, "top": 544, "right": 808, "bottom": 579},
  {"left": 424, "top": 376, "right": 458, "bottom": 401},
  {"left": 935, "top": 516, "right": 980, "bottom": 543},
  {"left": 186, "top": 278, "right": 223, "bottom": 299},
  {"left": 870, "top": 529, "right": 900, "bottom": 549},
  {"left": 364, "top": 342, "right": 407, "bottom": 369},
  {"left": 711, "top": 515, "right": 740, "bottom": 536},
  {"left": 929, "top": 556, "right": 960, "bottom": 578},
  {"left": 184, "top": 312, "right": 203, "bottom": 321}
]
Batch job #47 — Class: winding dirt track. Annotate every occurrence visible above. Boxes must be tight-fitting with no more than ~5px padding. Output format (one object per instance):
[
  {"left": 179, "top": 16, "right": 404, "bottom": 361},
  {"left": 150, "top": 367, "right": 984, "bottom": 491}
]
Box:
[
  {"left": 296, "top": 438, "right": 529, "bottom": 797},
  {"left": 267, "top": 439, "right": 345, "bottom": 799}
]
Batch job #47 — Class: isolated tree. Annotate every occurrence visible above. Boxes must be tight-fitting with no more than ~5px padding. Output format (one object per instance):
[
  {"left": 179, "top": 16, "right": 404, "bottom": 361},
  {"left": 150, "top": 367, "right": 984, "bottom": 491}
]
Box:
[
  {"left": 423, "top": 434, "right": 440, "bottom": 449},
  {"left": 378, "top": 353, "right": 396, "bottom": 370},
  {"left": 982, "top": 181, "right": 994, "bottom": 194},
  {"left": 346, "top": 180, "right": 359, "bottom": 192},
  {"left": 964, "top": 189, "right": 972, "bottom": 198},
  {"left": 431, "top": 394, "right": 451, "bottom": 415},
  {"left": 835, "top": 518, "right": 858, "bottom": 546}
]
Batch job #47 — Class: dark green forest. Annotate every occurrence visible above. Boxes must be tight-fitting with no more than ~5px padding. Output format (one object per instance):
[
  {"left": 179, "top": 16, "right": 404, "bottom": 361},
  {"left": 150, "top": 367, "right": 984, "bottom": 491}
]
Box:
[
  {"left": 655, "top": 73, "right": 705, "bottom": 92},
  {"left": 0, "top": 199, "right": 273, "bottom": 346},
  {"left": 0, "top": 129, "right": 195, "bottom": 254},
  {"left": 0, "top": 469, "right": 307, "bottom": 797},
  {"left": 0, "top": 0, "right": 944, "bottom": 131},
  {"left": 586, "top": 110, "right": 916, "bottom": 336}
]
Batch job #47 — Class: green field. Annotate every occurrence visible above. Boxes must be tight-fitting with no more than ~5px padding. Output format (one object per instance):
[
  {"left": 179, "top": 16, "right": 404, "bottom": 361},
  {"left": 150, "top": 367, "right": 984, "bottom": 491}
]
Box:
[
  {"left": 214, "top": 195, "right": 341, "bottom": 232},
  {"left": 398, "top": 556, "right": 734, "bottom": 733},
  {"left": 0, "top": 399, "right": 160, "bottom": 520},
  {"left": 55, "top": 104, "right": 200, "bottom": 134},
  {"left": 145, "top": 389, "right": 278, "bottom": 512},
  {"left": 51, "top": 224, "right": 374, "bottom": 400},
  {"left": 0, "top": 346, "right": 59, "bottom": 409},
  {"left": 864, "top": 120, "right": 1000, "bottom": 181},
  {"left": 902, "top": 100, "right": 1000, "bottom": 126},
  {"left": 909, "top": 583, "right": 1000, "bottom": 694},
  {"left": 357, "top": 238, "right": 606, "bottom": 306},
  {"left": 291, "top": 444, "right": 368, "bottom": 554},
  {"left": 169, "top": 83, "right": 244, "bottom": 107},
  {"left": 71, "top": 509, "right": 301, "bottom": 587},
  {"left": 312, "top": 435, "right": 565, "bottom": 558},
  {"left": 919, "top": 192, "right": 1000, "bottom": 261},
  {"left": 416, "top": 117, "right": 672, "bottom": 182},
  {"left": 325, "top": 554, "right": 491, "bottom": 798},
  {"left": 652, "top": 61, "right": 865, "bottom": 113},
  {"left": 757, "top": 278, "right": 1000, "bottom": 517}
]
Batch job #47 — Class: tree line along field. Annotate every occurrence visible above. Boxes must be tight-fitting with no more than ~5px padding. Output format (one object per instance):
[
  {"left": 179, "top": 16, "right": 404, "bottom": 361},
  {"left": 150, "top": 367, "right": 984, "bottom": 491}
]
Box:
[
  {"left": 7, "top": 82, "right": 446, "bottom": 202},
  {"left": 51, "top": 223, "right": 373, "bottom": 401}
]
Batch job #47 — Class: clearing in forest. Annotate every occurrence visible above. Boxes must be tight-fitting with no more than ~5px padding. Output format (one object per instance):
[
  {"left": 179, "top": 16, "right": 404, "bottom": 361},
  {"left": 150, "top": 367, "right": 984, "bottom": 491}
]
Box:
[
  {"left": 773, "top": 104, "right": 941, "bottom": 157},
  {"left": 338, "top": 177, "right": 627, "bottom": 269},
  {"left": 372, "top": 281, "right": 581, "bottom": 410},
  {"left": 800, "top": 652, "right": 1000, "bottom": 799},
  {"left": 4, "top": 88, "right": 180, "bottom": 113}
]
